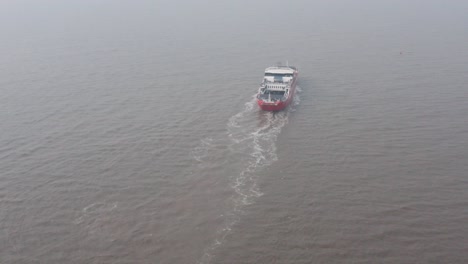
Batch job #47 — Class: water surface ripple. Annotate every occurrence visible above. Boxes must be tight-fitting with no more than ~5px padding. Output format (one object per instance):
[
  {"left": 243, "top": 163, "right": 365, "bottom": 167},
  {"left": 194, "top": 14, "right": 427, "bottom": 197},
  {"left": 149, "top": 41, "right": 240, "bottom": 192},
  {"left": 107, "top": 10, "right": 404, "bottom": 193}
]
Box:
[{"left": 1, "top": 1, "right": 467, "bottom": 263}]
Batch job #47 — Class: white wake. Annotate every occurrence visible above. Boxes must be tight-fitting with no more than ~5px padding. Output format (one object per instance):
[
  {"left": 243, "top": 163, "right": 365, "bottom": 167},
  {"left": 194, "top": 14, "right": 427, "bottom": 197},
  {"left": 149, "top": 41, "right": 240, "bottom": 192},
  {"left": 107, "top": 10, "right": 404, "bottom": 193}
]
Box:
[{"left": 197, "top": 88, "right": 301, "bottom": 263}]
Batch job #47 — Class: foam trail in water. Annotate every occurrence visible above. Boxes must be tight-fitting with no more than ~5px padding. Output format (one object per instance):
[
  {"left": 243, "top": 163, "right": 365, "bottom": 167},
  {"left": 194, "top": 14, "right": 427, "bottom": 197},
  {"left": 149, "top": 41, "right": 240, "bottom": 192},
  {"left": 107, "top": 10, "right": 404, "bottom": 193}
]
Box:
[
  {"left": 191, "top": 137, "right": 215, "bottom": 162},
  {"left": 197, "top": 90, "right": 300, "bottom": 263}
]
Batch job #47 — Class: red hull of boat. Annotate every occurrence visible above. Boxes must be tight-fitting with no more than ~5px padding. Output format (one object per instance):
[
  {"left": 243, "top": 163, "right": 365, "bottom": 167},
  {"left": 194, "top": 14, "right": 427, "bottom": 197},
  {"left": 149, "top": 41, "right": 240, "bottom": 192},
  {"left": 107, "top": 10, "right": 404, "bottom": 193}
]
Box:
[{"left": 257, "top": 97, "right": 291, "bottom": 111}]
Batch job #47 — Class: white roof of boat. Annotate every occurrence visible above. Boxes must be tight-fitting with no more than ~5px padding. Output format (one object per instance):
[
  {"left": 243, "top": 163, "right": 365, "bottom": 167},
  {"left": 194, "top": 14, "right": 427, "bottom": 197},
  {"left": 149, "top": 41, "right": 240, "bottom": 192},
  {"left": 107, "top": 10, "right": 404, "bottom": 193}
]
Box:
[{"left": 265, "top": 67, "right": 295, "bottom": 74}]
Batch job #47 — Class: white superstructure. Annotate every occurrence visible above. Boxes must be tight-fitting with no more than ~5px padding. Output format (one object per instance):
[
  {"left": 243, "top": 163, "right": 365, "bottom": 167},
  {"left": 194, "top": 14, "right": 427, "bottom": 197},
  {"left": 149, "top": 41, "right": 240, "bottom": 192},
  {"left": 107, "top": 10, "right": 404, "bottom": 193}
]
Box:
[{"left": 263, "top": 67, "right": 295, "bottom": 83}]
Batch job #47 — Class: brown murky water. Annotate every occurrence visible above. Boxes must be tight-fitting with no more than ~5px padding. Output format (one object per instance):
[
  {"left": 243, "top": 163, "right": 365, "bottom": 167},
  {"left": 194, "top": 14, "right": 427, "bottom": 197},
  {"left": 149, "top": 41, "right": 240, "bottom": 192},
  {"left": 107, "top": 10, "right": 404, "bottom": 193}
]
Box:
[{"left": 1, "top": 1, "right": 467, "bottom": 263}]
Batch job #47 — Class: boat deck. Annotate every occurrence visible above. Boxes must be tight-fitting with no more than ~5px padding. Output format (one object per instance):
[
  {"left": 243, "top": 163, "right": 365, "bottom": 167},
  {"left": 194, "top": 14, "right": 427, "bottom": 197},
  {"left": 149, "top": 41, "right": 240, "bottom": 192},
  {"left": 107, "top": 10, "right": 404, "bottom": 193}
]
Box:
[{"left": 257, "top": 93, "right": 284, "bottom": 101}]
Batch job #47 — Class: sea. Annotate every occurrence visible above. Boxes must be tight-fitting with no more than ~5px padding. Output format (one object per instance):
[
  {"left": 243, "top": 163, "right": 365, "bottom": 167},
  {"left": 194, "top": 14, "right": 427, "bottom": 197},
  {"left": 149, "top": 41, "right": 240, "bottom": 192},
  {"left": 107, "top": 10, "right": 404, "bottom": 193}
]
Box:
[{"left": 1, "top": 0, "right": 467, "bottom": 263}]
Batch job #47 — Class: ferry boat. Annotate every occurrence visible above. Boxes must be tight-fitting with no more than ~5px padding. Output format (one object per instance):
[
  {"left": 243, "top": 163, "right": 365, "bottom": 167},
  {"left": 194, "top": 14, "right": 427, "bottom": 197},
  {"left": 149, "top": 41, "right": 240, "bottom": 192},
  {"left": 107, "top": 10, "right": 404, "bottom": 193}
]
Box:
[{"left": 256, "top": 65, "right": 298, "bottom": 111}]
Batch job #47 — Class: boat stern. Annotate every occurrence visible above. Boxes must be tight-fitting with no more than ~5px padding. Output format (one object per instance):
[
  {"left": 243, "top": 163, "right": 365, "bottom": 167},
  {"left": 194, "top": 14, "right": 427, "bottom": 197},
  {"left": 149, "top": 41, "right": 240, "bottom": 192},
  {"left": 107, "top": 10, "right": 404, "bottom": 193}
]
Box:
[{"left": 257, "top": 99, "right": 286, "bottom": 111}]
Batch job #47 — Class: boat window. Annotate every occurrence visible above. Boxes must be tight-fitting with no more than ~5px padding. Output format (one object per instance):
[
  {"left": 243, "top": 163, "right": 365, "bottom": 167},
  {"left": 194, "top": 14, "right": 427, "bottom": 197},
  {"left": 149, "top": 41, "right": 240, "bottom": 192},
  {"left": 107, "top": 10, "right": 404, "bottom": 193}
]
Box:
[{"left": 265, "top": 73, "right": 293, "bottom": 78}]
